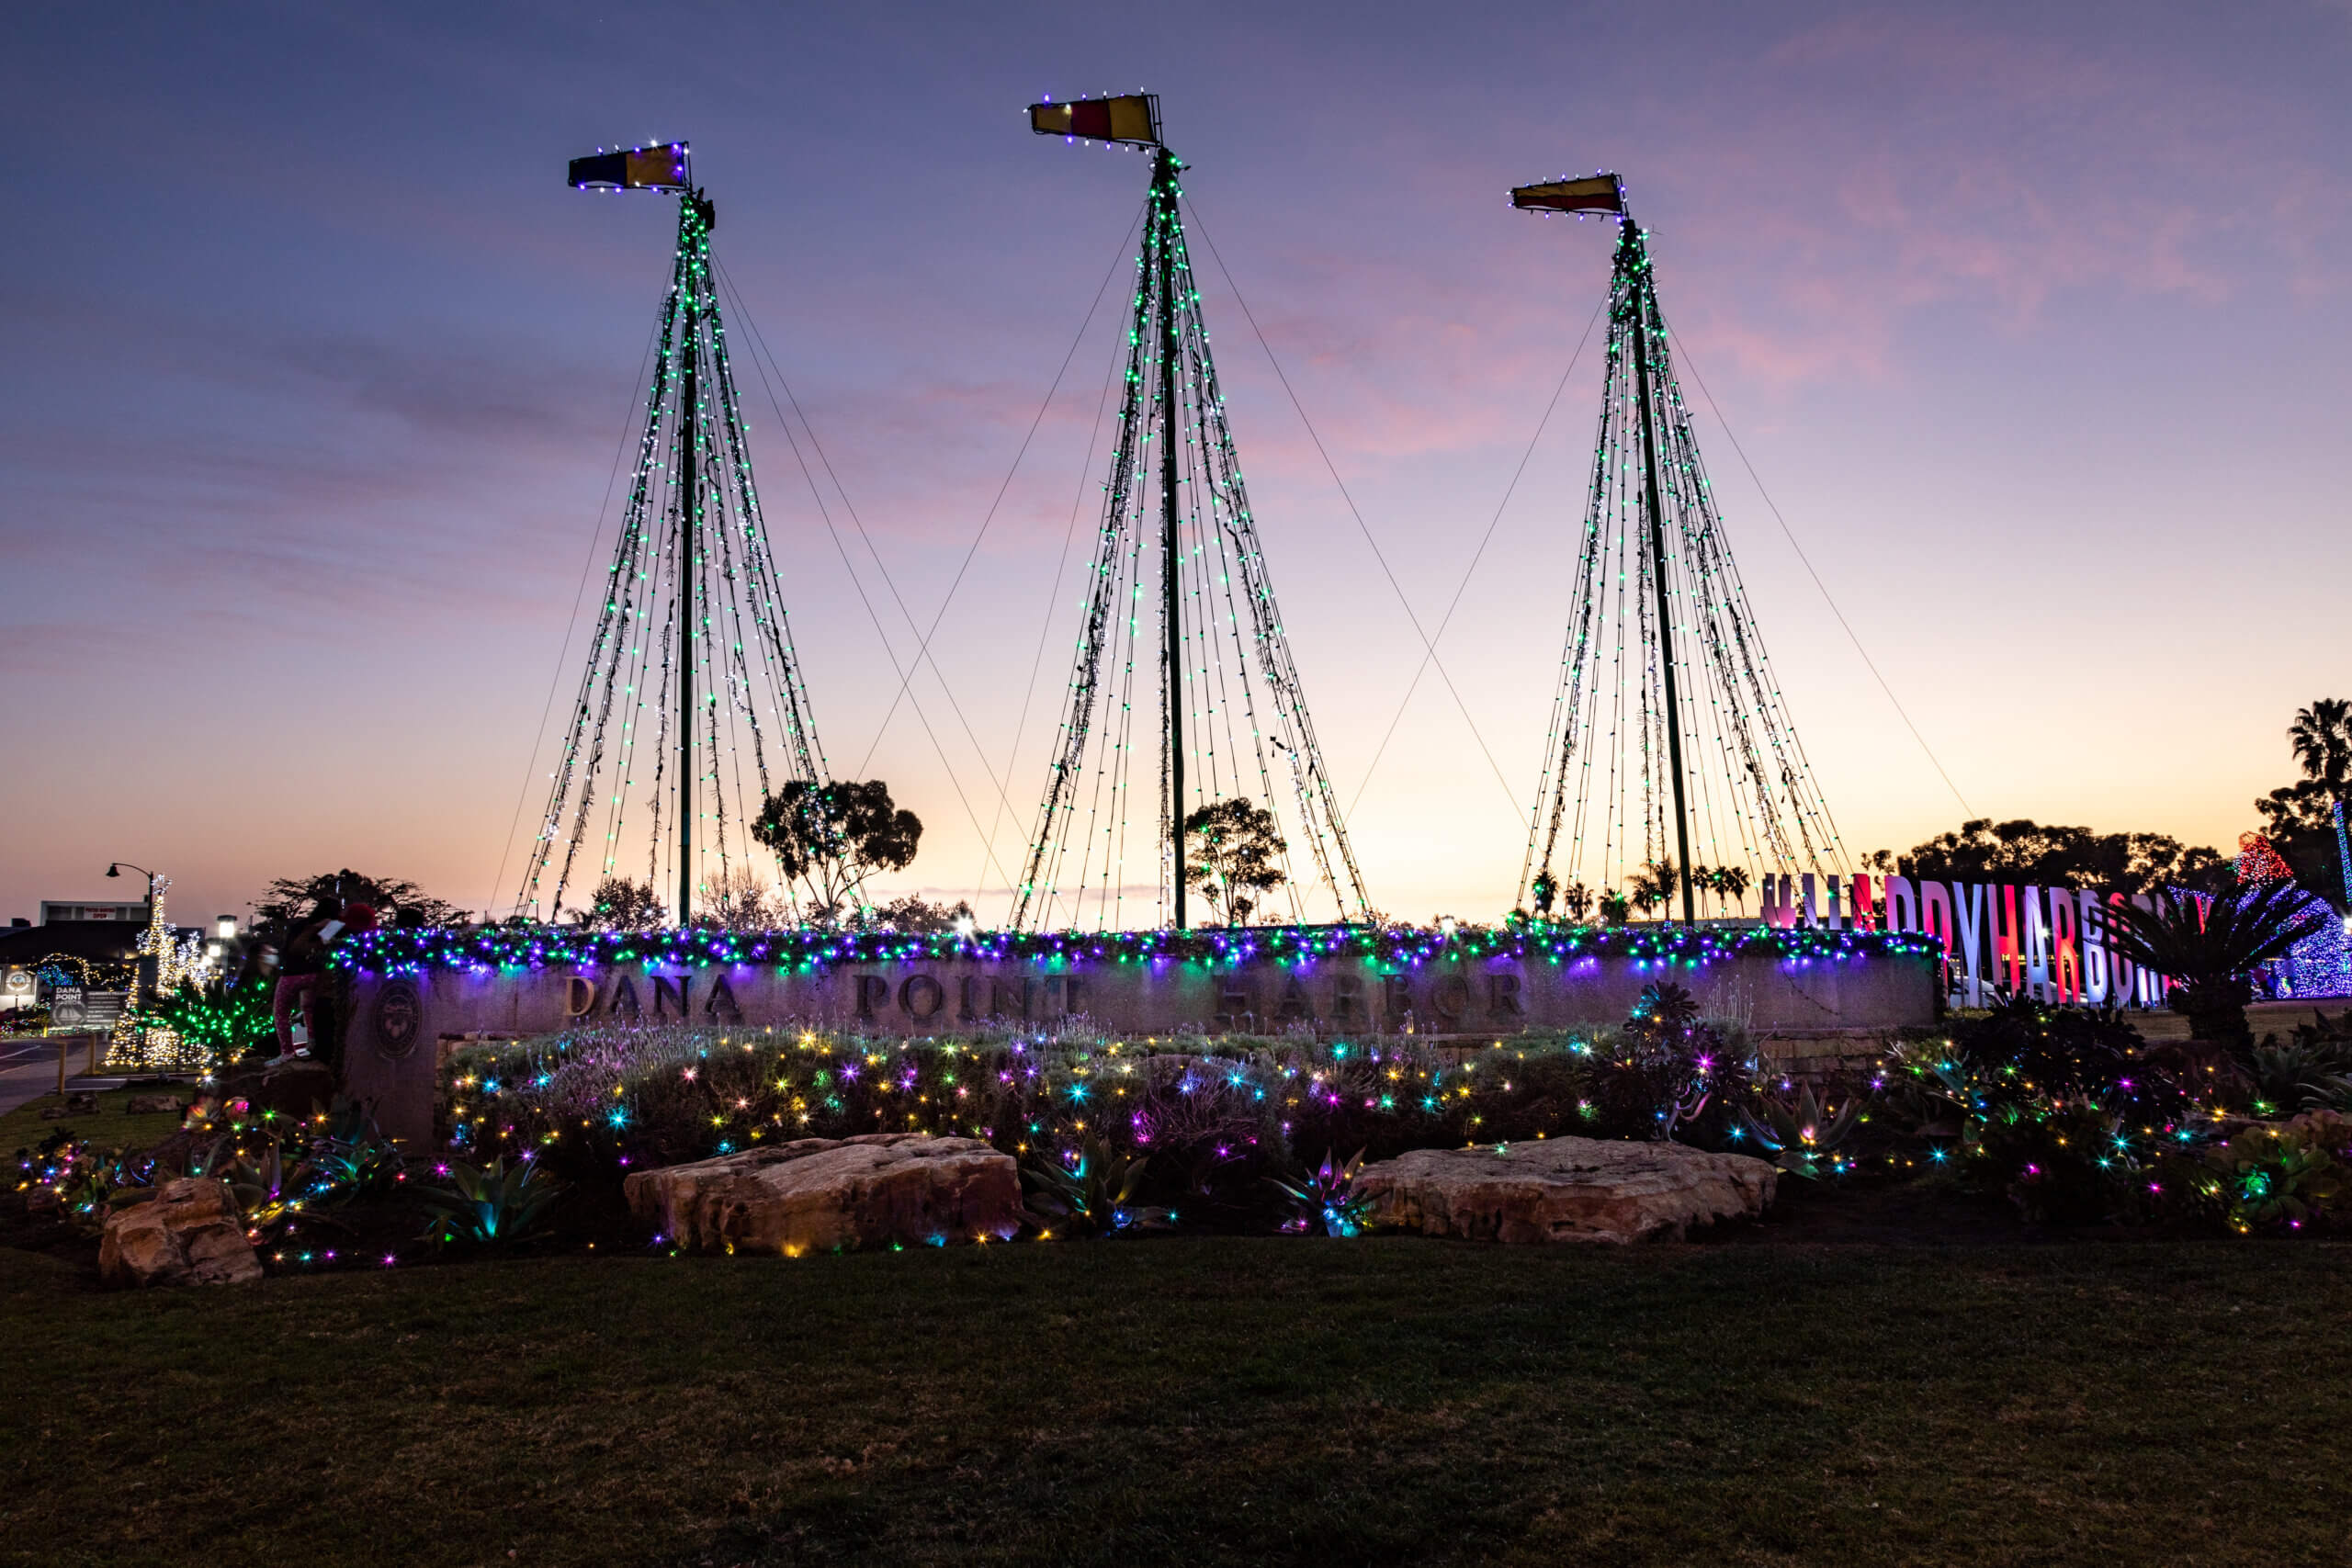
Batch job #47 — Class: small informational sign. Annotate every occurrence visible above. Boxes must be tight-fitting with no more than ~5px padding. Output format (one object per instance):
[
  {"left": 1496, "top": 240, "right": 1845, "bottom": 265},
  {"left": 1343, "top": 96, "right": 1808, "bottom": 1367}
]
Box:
[{"left": 50, "top": 987, "right": 85, "bottom": 1029}]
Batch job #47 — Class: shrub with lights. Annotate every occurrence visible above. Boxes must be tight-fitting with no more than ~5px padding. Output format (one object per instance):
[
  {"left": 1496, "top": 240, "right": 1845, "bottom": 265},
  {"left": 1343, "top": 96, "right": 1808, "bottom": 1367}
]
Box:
[
  {"left": 24, "top": 973, "right": 2352, "bottom": 1261},
  {"left": 1850, "top": 996, "right": 2352, "bottom": 1230},
  {"left": 140, "top": 976, "right": 277, "bottom": 1072},
  {"left": 431, "top": 984, "right": 2352, "bottom": 1244},
  {"left": 439, "top": 988, "right": 1765, "bottom": 1236},
  {"left": 5, "top": 1090, "right": 560, "bottom": 1274}
]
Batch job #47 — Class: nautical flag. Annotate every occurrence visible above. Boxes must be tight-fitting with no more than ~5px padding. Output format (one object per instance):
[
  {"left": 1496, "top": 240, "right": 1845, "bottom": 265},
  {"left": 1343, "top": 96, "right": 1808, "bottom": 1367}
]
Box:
[
  {"left": 1510, "top": 175, "right": 1624, "bottom": 215},
  {"left": 1029, "top": 95, "right": 1161, "bottom": 148},
  {"left": 568, "top": 143, "right": 692, "bottom": 193}
]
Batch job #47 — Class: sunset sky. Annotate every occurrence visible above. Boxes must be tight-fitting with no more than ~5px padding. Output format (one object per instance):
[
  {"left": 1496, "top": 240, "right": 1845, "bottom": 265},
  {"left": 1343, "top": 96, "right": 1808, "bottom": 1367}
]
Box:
[{"left": 3, "top": 1, "right": 2346, "bottom": 929}]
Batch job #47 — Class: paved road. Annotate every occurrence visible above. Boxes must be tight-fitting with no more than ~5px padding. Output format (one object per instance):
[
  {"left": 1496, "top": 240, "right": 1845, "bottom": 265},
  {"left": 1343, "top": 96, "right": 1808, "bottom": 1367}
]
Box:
[
  {"left": 0, "top": 1036, "right": 128, "bottom": 1118},
  {"left": 2129, "top": 998, "right": 2339, "bottom": 1042}
]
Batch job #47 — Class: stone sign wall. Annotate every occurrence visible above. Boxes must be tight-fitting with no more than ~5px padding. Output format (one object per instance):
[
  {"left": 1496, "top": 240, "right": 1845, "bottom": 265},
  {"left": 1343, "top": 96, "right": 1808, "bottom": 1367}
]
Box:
[{"left": 338, "top": 946, "right": 1936, "bottom": 1145}]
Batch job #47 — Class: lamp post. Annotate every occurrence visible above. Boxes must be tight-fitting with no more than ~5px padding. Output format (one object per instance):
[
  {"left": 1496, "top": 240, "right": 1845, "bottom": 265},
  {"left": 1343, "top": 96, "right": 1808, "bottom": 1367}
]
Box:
[
  {"left": 105, "top": 862, "right": 157, "bottom": 919},
  {"left": 107, "top": 863, "right": 167, "bottom": 1006}
]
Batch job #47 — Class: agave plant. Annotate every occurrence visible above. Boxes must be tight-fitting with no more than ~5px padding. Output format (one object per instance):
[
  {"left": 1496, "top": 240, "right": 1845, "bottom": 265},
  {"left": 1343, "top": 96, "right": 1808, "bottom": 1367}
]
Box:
[
  {"left": 2109, "top": 883, "right": 2331, "bottom": 1049},
  {"left": 1735, "top": 1083, "right": 1861, "bottom": 1179},
  {"left": 300, "top": 1100, "right": 408, "bottom": 1205},
  {"left": 1022, "top": 1138, "right": 1166, "bottom": 1237},
  {"left": 1629, "top": 981, "right": 1702, "bottom": 1039},
  {"left": 1604, "top": 982, "right": 1741, "bottom": 1142},
  {"left": 2243, "top": 1043, "right": 2352, "bottom": 1117},
  {"left": 416, "top": 1156, "right": 566, "bottom": 1246},
  {"left": 200, "top": 1129, "right": 298, "bottom": 1226},
  {"left": 1269, "top": 1148, "right": 1372, "bottom": 1236},
  {"left": 1880, "top": 1043, "right": 1995, "bottom": 1153}
]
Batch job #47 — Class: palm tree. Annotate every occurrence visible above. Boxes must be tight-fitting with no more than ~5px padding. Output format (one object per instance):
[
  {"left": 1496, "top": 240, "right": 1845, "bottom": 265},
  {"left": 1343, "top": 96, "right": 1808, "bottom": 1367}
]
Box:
[
  {"left": 1691, "top": 864, "right": 1724, "bottom": 918},
  {"left": 1630, "top": 858, "right": 1679, "bottom": 919},
  {"left": 1716, "top": 865, "right": 1751, "bottom": 918},
  {"left": 2109, "top": 882, "right": 2331, "bottom": 1049},
  {"left": 1529, "top": 870, "right": 1558, "bottom": 919},
  {"left": 2289, "top": 698, "right": 2352, "bottom": 794},
  {"left": 2289, "top": 698, "right": 2352, "bottom": 908}
]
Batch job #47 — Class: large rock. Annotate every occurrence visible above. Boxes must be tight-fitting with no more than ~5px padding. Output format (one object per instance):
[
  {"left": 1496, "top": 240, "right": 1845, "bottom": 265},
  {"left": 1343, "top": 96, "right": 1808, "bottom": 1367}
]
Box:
[
  {"left": 1358, "top": 1138, "right": 1777, "bottom": 1244},
  {"left": 624, "top": 1134, "right": 1022, "bottom": 1255},
  {"left": 98, "top": 1178, "right": 262, "bottom": 1287}
]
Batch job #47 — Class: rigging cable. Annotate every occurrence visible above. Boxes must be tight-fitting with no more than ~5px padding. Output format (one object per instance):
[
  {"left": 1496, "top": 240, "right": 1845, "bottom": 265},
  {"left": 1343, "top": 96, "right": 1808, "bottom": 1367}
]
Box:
[
  {"left": 831, "top": 209, "right": 1147, "bottom": 782},
  {"left": 488, "top": 308, "right": 663, "bottom": 919},
  {"left": 1180, "top": 197, "right": 1527, "bottom": 828},
  {"left": 975, "top": 341, "right": 1127, "bottom": 902},
  {"left": 1671, "top": 344, "right": 1975, "bottom": 820},
  {"left": 713, "top": 264, "right": 1018, "bottom": 893},
  {"left": 1345, "top": 294, "right": 1608, "bottom": 818}
]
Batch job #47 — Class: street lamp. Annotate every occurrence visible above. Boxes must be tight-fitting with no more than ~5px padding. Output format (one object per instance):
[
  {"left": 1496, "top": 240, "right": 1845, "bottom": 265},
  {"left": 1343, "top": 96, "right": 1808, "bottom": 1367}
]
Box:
[
  {"left": 215, "top": 915, "right": 238, "bottom": 942},
  {"left": 105, "top": 863, "right": 157, "bottom": 916}
]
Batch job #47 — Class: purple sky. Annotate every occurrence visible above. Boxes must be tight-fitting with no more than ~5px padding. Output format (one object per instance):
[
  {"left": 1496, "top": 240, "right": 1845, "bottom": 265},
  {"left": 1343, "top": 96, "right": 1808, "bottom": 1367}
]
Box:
[{"left": 4, "top": 2, "right": 2346, "bottom": 929}]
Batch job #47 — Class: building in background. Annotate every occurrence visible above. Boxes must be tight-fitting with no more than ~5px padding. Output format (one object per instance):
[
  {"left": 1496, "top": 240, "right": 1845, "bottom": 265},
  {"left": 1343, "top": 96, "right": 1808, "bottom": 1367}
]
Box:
[
  {"left": 36, "top": 898, "right": 153, "bottom": 924},
  {"left": 0, "top": 899, "right": 185, "bottom": 1011}
]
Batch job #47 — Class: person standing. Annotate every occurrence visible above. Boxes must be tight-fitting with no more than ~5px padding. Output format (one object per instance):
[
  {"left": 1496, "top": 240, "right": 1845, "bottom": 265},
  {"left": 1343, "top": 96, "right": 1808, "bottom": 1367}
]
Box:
[{"left": 267, "top": 900, "right": 375, "bottom": 1066}]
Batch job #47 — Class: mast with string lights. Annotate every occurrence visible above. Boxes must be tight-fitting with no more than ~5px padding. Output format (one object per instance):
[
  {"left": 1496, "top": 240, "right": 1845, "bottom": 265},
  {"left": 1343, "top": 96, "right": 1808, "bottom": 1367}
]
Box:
[
  {"left": 1511, "top": 174, "right": 1846, "bottom": 923},
  {"left": 1010, "top": 96, "right": 1370, "bottom": 932},
  {"left": 517, "top": 142, "right": 829, "bottom": 926}
]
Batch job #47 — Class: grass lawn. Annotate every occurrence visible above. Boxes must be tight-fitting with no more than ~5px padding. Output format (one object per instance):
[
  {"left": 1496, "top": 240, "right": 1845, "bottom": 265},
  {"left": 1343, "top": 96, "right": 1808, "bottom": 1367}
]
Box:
[
  {"left": 4, "top": 1239, "right": 2349, "bottom": 1566},
  {"left": 0, "top": 1084, "right": 191, "bottom": 1156}
]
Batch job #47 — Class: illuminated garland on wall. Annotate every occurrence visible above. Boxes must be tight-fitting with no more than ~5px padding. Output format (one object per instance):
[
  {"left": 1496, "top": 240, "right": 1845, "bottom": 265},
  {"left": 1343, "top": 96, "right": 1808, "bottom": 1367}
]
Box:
[{"left": 336, "top": 920, "right": 1938, "bottom": 976}]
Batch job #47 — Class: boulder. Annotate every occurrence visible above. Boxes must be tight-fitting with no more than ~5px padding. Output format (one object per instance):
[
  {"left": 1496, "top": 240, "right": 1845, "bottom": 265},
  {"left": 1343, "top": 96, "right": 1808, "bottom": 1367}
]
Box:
[
  {"left": 125, "top": 1094, "right": 186, "bottom": 1116},
  {"left": 98, "top": 1178, "right": 262, "bottom": 1287},
  {"left": 1358, "top": 1137, "right": 1777, "bottom": 1244},
  {"left": 625, "top": 1134, "right": 1022, "bottom": 1255}
]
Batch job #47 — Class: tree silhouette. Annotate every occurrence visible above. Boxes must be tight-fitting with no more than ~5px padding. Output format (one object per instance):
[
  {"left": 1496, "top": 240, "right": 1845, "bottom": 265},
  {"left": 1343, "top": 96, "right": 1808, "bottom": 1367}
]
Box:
[
  {"left": 1182, "top": 799, "right": 1287, "bottom": 926},
  {"left": 752, "top": 780, "right": 922, "bottom": 926},
  {"left": 2281, "top": 698, "right": 2352, "bottom": 905},
  {"left": 1898, "top": 818, "right": 2231, "bottom": 897},
  {"left": 1629, "top": 858, "right": 1679, "bottom": 919},
  {"left": 583, "top": 877, "right": 666, "bottom": 931},
  {"left": 254, "top": 870, "right": 462, "bottom": 930},
  {"left": 868, "top": 895, "right": 977, "bottom": 933},
  {"left": 1529, "top": 870, "right": 1557, "bottom": 918},
  {"left": 2289, "top": 698, "right": 2352, "bottom": 794},
  {"left": 1688, "top": 864, "right": 1713, "bottom": 916},
  {"left": 707, "top": 869, "right": 783, "bottom": 931}
]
